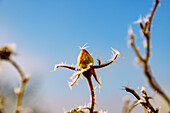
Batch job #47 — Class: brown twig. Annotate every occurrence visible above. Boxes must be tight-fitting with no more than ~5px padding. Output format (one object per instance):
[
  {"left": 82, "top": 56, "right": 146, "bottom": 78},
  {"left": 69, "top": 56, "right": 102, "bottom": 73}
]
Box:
[
  {"left": 129, "top": 0, "right": 170, "bottom": 106},
  {"left": 148, "top": 0, "right": 160, "bottom": 32},
  {"left": 124, "top": 86, "right": 159, "bottom": 113},
  {"left": 86, "top": 76, "right": 95, "bottom": 113}
]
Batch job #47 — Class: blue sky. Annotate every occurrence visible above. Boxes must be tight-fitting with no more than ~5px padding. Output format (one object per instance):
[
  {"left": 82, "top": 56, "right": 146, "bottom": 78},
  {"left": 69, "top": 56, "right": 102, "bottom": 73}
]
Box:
[{"left": 0, "top": 0, "right": 170, "bottom": 112}]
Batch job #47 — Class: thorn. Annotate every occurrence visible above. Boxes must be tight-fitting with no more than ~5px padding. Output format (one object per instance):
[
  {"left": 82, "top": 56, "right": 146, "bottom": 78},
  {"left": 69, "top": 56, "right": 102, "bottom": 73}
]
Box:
[
  {"left": 112, "top": 48, "right": 124, "bottom": 58},
  {"left": 67, "top": 81, "right": 73, "bottom": 90},
  {"left": 97, "top": 56, "right": 101, "bottom": 65},
  {"left": 134, "top": 15, "right": 143, "bottom": 24}
]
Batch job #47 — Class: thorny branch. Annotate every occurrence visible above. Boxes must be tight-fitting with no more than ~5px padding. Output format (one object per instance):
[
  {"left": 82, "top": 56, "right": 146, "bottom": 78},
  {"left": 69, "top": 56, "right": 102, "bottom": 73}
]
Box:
[
  {"left": 124, "top": 86, "right": 159, "bottom": 113},
  {"left": 92, "top": 49, "right": 119, "bottom": 69},
  {"left": 129, "top": 0, "right": 170, "bottom": 106}
]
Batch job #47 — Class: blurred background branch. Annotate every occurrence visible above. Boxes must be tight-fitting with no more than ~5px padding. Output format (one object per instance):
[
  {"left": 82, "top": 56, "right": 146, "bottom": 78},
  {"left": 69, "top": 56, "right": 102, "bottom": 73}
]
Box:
[
  {"left": 128, "top": 0, "right": 170, "bottom": 106},
  {"left": 0, "top": 44, "right": 29, "bottom": 113}
]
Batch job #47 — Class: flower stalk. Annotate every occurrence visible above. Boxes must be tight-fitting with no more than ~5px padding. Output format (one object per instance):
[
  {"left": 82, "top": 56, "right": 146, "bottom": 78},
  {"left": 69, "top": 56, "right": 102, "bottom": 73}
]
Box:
[{"left": 0, "top": 44, "right": 29, "bottom": 113}]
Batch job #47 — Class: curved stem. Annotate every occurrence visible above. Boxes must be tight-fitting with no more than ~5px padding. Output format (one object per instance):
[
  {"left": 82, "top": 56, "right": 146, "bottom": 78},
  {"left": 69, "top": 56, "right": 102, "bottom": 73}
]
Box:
[
  {"left": 8, "top": 59, "right": 24, "bottom": 79},
  {"left": 8, "top": 59, "right": 28, "bottom": 113},
  {"left": 86, "top": 77, "right": 95, "bottom": 113},
  {"left": 92, "top": 54, "right": 118, "bottom": 69}
]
